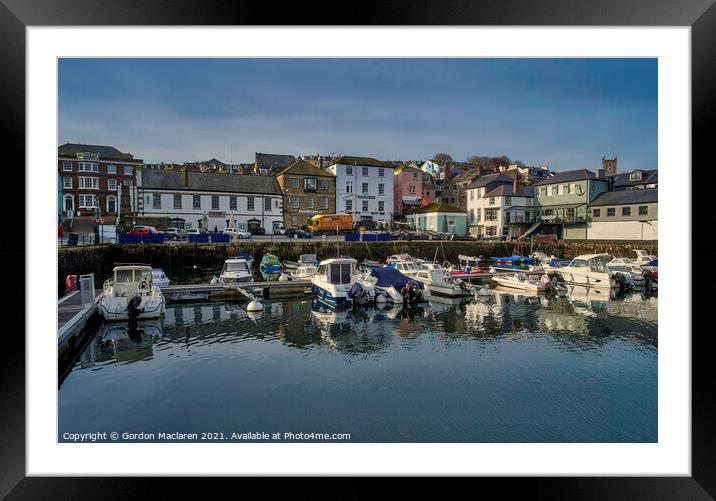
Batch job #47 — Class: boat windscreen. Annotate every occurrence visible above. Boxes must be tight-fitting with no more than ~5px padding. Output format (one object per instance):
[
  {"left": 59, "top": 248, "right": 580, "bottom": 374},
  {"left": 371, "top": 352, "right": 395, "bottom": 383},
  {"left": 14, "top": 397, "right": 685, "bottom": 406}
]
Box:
[
  {"left": 589, "top": 255, "right": 612, "bottom": 272},
  {"left": 329, "top": 263, "right": 353, "bottom": 284},
  {"left": 115, "top": 269, "right": 134, "bottom": 283},
  {"left": 226, "top": 262, "right": 248, "bottom": 271}
]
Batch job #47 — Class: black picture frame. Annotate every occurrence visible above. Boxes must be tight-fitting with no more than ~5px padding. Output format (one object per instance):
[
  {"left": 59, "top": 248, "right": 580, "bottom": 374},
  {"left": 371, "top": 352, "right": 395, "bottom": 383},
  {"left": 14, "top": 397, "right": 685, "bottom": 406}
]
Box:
[{"left": 3, "top": 0, "right": 709, "bottom": 497}]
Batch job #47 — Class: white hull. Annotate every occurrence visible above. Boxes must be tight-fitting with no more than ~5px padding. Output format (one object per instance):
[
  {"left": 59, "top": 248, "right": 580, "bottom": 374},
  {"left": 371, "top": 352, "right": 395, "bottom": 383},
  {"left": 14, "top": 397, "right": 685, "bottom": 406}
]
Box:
[
  {"left": 556, "top": 269, "right": 616, "bottom": 289},
  {"left": 99, "top": 295, "right": 165, "bottom": 321},
  {"left": 492, "top": 275, "right": 546, "bottom": 293},
  {"left": 218, "top": 272, "right": 253, "bottom": 283}
]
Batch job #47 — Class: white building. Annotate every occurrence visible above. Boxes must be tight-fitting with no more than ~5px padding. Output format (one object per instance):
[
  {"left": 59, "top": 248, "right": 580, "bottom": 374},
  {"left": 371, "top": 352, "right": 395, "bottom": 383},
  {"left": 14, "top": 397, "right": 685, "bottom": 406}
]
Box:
[
  {"left": 138, "top": 169, "right": 283, "bottom": 232},
  {"left": 326, "top": 156, "right": 395, "bottom": 225},
  {"left": 466, "top": 173, "right": 536, "bottom": 239}
]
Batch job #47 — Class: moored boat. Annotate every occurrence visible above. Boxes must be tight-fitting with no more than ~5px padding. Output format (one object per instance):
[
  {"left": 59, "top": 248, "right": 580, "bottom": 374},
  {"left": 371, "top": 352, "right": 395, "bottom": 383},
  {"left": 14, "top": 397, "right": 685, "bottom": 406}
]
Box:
[
  {"left": 556, "top": 253, "right": 633, "bottom": 290},
  {"left": 219, "top": 256, "right": 254, "bottom": 283},
  {"left": 99, "top": 265, "right": 166, "bottom": 321},
  {"left": 311, "top": 257, "right": 374, "bottom": 308},
  {"left": 151, "top": 268, "right": 171, "bottom": 287},
  {"left": 358, "top": 266, "right": 429, "bottom": 304},
  {"left": 492, "top": 272, "right": 549, "bottom": 293},
  {"left": 413, "top": 263, "right": 475, "bottom": 297}
]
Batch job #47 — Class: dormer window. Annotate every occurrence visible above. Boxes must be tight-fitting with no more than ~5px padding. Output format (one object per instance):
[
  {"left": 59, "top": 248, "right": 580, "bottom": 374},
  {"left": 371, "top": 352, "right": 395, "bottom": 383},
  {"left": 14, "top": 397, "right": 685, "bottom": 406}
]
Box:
[{"left": 629, "top": 171, "right": 643, "bottom": 181}]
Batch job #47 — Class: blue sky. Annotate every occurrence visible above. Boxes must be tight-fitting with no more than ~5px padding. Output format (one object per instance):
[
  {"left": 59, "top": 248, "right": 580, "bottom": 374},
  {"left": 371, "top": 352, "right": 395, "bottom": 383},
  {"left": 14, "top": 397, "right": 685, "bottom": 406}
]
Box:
[{"left": 58, "top": 58, "right": 657, "bottom": 171}]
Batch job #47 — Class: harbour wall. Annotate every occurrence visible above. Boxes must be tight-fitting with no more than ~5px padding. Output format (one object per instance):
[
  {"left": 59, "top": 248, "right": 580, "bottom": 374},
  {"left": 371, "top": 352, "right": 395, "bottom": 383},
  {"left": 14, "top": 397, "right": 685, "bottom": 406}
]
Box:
[{"left": 58, "top": 240, "right": 657, "bottom": 294}]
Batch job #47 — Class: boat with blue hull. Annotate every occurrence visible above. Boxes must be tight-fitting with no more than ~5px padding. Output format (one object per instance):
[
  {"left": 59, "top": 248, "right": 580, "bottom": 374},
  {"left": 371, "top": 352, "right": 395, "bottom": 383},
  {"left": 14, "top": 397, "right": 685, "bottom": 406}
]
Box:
[
  {"left": 489, "top": 255, "right": 536, "bottom": 271},
  {"left": 311, "top": 257, "right": 374, "bottom": 308}
]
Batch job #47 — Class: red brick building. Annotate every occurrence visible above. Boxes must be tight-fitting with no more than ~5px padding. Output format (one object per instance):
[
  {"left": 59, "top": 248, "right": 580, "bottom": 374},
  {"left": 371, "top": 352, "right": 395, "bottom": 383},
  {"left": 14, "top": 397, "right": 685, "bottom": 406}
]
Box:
[{"left": 58, "top": 143, "right": 143, "bottom": 220}]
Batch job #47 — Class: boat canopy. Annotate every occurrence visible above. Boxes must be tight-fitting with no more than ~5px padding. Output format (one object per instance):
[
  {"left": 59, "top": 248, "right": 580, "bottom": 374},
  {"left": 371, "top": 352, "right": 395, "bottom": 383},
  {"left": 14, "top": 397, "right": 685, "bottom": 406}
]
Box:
[
  {"left": 491, "top": 255, "right": 535, "bottom": 264},
  {"left": 370, "top": 267, "right": 419, "bottom": 289},
  {"left": 645, "top": 259, "right": 658, "bottom": 267},
  {"left": 298, "top": 254, "right": 318, "bottom": 265},
  {"left": 232, "top": 252, "right": 253, "bottom": 261}
]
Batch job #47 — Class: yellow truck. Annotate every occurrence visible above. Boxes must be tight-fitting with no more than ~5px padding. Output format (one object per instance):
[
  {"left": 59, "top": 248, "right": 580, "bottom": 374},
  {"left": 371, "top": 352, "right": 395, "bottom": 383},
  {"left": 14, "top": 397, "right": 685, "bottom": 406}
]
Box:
[{"left": 307, "top": 214, "right": 353, "bottom": 234}]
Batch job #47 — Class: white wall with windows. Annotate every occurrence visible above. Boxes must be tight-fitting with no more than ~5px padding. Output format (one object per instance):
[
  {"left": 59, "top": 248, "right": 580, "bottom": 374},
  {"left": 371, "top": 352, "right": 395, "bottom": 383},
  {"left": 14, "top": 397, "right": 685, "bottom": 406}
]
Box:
[
  {"left": 140, "top": 189, "right": 283, "bottom": 231},
  {"left": 326, "top": 162, "right": 394, "bottom": 223}
]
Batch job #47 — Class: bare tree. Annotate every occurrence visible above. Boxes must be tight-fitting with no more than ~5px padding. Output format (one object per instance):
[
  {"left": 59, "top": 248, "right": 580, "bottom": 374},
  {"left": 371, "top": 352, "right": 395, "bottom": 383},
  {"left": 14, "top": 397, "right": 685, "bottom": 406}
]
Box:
[{"left": 432, "top": 153, "right": 453, "bottom": 163}]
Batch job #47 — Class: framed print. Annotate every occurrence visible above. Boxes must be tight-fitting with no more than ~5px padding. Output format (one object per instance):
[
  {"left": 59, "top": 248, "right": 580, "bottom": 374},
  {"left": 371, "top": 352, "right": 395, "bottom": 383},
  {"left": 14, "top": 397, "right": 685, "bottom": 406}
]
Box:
[{"left": 2, "top": 0, "right": 711, "bottom": 497}]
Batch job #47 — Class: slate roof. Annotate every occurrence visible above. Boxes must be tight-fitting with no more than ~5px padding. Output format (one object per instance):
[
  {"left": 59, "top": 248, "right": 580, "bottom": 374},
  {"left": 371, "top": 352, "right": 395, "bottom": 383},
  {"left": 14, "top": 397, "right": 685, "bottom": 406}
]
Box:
[
  {"left": 411, "top": 202, "right": 466, "bottom": 214},
  {"left": 275, "top": 159, "right": 335, "bottom": 178},
  {"left": 141, "top": 169, "right": 281, "bottom": 194},
  {"left": 255, "top": 152, "right": 296, "bottom": 172},
  {"left": 484, "top": 185, "right": 535, "bottom": 198},
  {"left": 613, "top": 169, "right": 658, "bottom": 189},
  {"left": 533, "top": 169, "right": 599, "bottom": 186},
  {"left": 468, "top": 173, "right": 514, "bottom": 189},
  {"left": 394, "top": 164, "right": 422, "bottom": 174},
  {"left": 331, "top": 155, "right": 392, "bottom": 168},
  {"left": 590, "top": 188, "right": 658, "bottom": 206},
  {"left": 58, "top": 143, "right": 139, "bottom": 161}
]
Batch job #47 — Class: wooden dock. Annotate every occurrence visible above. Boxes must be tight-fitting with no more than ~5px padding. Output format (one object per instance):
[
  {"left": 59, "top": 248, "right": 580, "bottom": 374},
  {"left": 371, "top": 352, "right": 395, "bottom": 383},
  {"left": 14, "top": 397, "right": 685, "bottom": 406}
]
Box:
[{"left": 58, "top": 290, "right": 101, "bottom": 357}]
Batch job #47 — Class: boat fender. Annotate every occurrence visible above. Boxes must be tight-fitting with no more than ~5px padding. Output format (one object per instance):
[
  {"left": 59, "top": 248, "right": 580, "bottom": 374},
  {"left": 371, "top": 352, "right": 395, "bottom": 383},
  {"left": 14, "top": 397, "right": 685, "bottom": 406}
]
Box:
[
  {"left": 278, "top": 273, "right": 289, "bottom": 282},
  {"left": 210, "top": 275, "right": 219, "bottom": 285},
  {"left": 477, "top": 287, "right": 491, "bottom": 296},
  {"left": 375, "top": 294, "right": 387, "bottom": 304},
  {"left": 65, "top": 274, "right": 77, "bottom": 292},
  {"left": 247, "top": 299, "right": 264, "bottom": 312}
]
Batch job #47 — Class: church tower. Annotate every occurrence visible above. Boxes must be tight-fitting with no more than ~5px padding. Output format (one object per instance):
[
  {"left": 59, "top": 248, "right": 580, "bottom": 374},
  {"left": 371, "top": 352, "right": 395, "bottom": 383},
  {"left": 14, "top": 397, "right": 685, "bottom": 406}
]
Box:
[{"left": 602, "top": 156, "right": 617, "bottom": 177}]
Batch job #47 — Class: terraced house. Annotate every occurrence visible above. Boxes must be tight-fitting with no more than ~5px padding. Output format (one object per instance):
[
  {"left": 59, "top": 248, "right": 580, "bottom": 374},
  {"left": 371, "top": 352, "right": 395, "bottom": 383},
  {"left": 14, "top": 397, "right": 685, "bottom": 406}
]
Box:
[
  {"left": 58, "top": 143, "right": 143, "bottom": 221},
  {"left": 275, "top": 159, "right": 336, "bottom": 229},
  {"left": 587, "top": 188, "right": 658, "bottom": 240},
  {"left": 533, "top": 169, "right": 609, "bottom": 239}
]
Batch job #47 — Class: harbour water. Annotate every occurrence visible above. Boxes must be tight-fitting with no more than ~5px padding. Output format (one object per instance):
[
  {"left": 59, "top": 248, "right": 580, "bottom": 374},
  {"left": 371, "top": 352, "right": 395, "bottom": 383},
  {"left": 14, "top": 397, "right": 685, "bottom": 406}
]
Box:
[{"left": 59, "top": 287, "right": 657, "bottom": 443}]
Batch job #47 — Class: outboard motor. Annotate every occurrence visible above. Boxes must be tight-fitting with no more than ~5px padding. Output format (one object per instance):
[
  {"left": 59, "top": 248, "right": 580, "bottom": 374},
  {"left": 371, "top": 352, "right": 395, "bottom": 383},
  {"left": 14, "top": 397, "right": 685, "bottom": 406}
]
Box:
[
  {"left": 401, "top": 282, "right": 421, "bottom": 305},
  {"left": 349, "top": 282, "right": 372, "bottom": 306},
  {"left": 611, "top": 272, "right": 631, "bottom": 291},
  {"left": 126, "top": 294, "right": 143, "bottom": 321}
]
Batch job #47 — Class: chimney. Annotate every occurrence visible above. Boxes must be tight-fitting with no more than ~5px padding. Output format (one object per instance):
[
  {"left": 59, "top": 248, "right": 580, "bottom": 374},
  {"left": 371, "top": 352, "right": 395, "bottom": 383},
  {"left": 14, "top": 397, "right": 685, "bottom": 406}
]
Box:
[
  {"left": 512, "top": 172, "right": 523, "bottom": 195},
  {"left": 184, "top": 167, "right": 189, "bottom": 188}
]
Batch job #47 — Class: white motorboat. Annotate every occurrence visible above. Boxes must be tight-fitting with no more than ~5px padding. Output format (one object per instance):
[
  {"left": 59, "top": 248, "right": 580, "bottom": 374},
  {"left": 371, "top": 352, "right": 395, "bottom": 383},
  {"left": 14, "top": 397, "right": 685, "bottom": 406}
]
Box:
[
  {"left": 634, "top": 249, "right": 657, "bottom": 266},
  {"left": 386, "top": 254, "right": 422, "bottom": 278},
  {"left": 289, "top": 263, "right": 319, "bottom": 280},
  {"left": 99, "top": 265, "right": 166, "bottom": 321},
  {"left": 556, "top": 254, "right": 633, "bottom": 289},
  {"left": 357, "top": 266, "right": 429, "bottom": 304},
  {"left": 151, "top": 268, "right": 171, "bottom": 287},
  {"left": 492, "top": 272, "right": 549, "bottom": 293},
  {"left": 219, "top": 256, "right": 254, "bottom": 283},
  {"left": 412, "top": 263, "right": 475, "bottom": 297},
  {"left": 284, "top": 253, "right": 319, "bottom": 270},
  {"left": 311, "top": 257, "right": 374, "bottom": 308}
]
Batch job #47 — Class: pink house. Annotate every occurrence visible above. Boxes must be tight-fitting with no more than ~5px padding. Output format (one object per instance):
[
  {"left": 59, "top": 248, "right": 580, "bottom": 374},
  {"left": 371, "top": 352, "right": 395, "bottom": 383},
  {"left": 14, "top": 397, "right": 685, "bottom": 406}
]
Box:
[{"left": 394, "top": 164, "right": 435, "bottom": 216}]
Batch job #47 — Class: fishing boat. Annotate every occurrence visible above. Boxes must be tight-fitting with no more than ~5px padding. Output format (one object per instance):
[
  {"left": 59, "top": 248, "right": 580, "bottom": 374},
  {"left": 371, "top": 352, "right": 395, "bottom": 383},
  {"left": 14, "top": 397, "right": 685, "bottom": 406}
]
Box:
[
  {"left": 357, "top": 266, "right": 429, "bottom": 304},
  {"left": 99, "top": 265, "right": 166, "bottom": 321},
  {"left": 219, "top": 255, "right": 254, "bottom": 283},
  {"left": 311, "top": 257, "right": 374, "bottom": 308},
  {"left": 489, "top": 255, "right": 537, "bottom": 272},
  {"left": 555, "top": 254, "right": 633, "bottom": 290}
]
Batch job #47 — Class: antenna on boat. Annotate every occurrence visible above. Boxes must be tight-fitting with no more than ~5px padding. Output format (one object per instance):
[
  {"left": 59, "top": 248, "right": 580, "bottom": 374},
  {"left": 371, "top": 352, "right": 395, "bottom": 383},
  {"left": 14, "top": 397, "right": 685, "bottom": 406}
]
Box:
[{"left": 433, "top": 246, "right": 439, "bottom": 263}]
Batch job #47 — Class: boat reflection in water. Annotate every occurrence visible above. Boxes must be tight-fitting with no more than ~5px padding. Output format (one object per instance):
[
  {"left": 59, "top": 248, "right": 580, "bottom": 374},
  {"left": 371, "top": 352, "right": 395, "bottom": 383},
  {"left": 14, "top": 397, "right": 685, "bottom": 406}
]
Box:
[{"left": 76, "top": 318, "right": 164, "bottom": 370}]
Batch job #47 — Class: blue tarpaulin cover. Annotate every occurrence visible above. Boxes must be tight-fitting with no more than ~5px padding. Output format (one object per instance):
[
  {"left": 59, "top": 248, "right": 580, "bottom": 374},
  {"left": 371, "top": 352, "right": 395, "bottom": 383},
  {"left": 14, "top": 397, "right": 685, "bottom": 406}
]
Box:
[
  {"left": 490, "top": 255, "right": 535, "bottom": 264},
  {"left": 370, "top": 267, "right": 420, "bottom": 289},
  {"left": 645, "top": 259, "right": 658, "bottom": 267}
]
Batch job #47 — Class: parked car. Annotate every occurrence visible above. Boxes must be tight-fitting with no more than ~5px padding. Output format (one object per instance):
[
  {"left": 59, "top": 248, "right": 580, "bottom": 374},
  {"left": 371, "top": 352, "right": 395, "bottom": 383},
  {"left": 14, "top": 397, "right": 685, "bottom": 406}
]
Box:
[
  {"left": 127, "top": 225, "right": 160, "bottom": 235},
  {"left": 273, "top": 227, "right": 287, "bottom": 235},
  {"left": 284, "top": 228, "right": 312, "bottom": 239},
  {"left": 223, "top": 227, "right": 252, "bottom": 239},
  {"left": 162, "top": 227, "right": 186, "bottom": 241},
  {"left": 186, "top": 228, "right": 207, "bottom": 236}
]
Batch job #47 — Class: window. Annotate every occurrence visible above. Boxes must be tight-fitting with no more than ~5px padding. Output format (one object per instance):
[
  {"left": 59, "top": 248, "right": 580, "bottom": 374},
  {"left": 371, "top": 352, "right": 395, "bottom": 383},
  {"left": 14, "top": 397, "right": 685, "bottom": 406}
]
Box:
[
  {"left": 78, "top": 162, "right": 99, "bottom": 172},
  {"left": 485, "top": 226, "right": 497, "bottom": 237},
  {"left": 107, "top": 196, "right": 117, "bottom": 213},
  {"left": 345, "top": 200, "right": 352, "bottom": 212},
  {"left": 108, "top": 179, "right": 116, "bottom": 191},
  {"left": 62, "top": 177, "right": 72, "bottom": 189},
  {"left": 630, "top": 171, "right": 643, "bottom": 181},
  {"left": 173, "top": 194, "right": 182, "bottom": 209},
  {"left": 193, "top": 195, "right": 201, "bottom": 209},
  {"left": 107, "top": 164, "right": 116, "bottom": 174},
  {"left": 64, "top": 195, "right": 74, "bottom": 211},
  {"left": 379, "top": 168, "right": 385, "bottom": 177},
  {"left": 247, "top": 197, "right": 255, "bottom": 211},
  {"left": 321, "top": 197, "right": 329, "bottom": 209},
  {"left": 319, "top": 179, "right": 328, "bottom": 191},
  {"left": 79, "top": 177, "right": 99, "bottom": 189},
  {"left": 566, "top": 208, "right": 575, "bottom": 220},
  {"left": 123, "top": 179, "right": 132, "bottom": 186},
  {"left": 362, "top": 167, "right": 369, "bottom": 176},
  {"left": 153, "top": 194, "right": 161, "bottom": 209},
  {"left": 540, "top": 187, "right": 547, "bottom": 197},
  {"left": 489, "top": 197, "right": 495, "bottom": 206},
  {"left": 229, "top": 196, "right": 237, "bottom": 210},
  {"left": 639, "top": 206, "right": 648, "bottom": 215},
  {"left": 362, "top": 200, "right": 369, "bottom": 212},
  {"left": 264, "top": 197, "right": 271, "bottom": 211},
  {"left": 607, "top": 208, "right": 615, "bottom": 216},
  {"left": 362, "top": 183, "right": 369, "bottom": 194},
  {"left": 63, "top": 162, "right": 72, "bottom": 171},
  {"left": 470, "top": 190, "right": 474, "bottom": 200},
  {"left": 307, "top": 197, "right": 314, "bottom": 209},
  {"left": 291, "top": 216, "right": 298, "bottom": 226},
  {"left": 551, "top": 186, "right": 558, "bottom": 196},
  {"left": 304, "top": 178, "right": 317, "bottom": 191},
  {"left": 564, "top": 184, "right": 571, "bottom": 194},
  {"left": 408, "top": 185, "right": 416, "bottom": 194},
  {"left": 124, "top": 165, "right": 133, "bottom": 175},
  {"left": 78, "top": 194, "right": 98, "bottom": 208},
  {"left": 469, "top": 209, "right": 475, "bottom": 222},
  {"left": 291, "top": 196, "right": 299, "bottom": 209},
  {"left": 622, "top": 207, "right": 631, "bottom": 216},
  {"left": 346, "top": 166, "right": 353, "bottom": 175},
  {"left": 378, "top": 184, "right": 384, "bottom": 195},
  {"left": 378, "top": 201, "right": 384, "bottom": 212},
  {"left": 346, "top": 182, "right": 353, "bottom": 193},
  {"left": 485, "top": 209, "right": 498, "bottom": 221},
  {"left": 412, "top": 172, "right": 417, "bottom": 179},
  {"left": 505, "top": 196, "right": 512, "bottom": 206},
  {"left": 292, "top": 178, "right": 300, "bottom": 189},
  {"left": 592, "top": 208, "right": 601, "bottom": 217},
  {"left": 476, "top": 209, "right": 481, "bottom": 222},
  {"left": 212, "top": 196, "right": 219, "bottom": 210}
]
